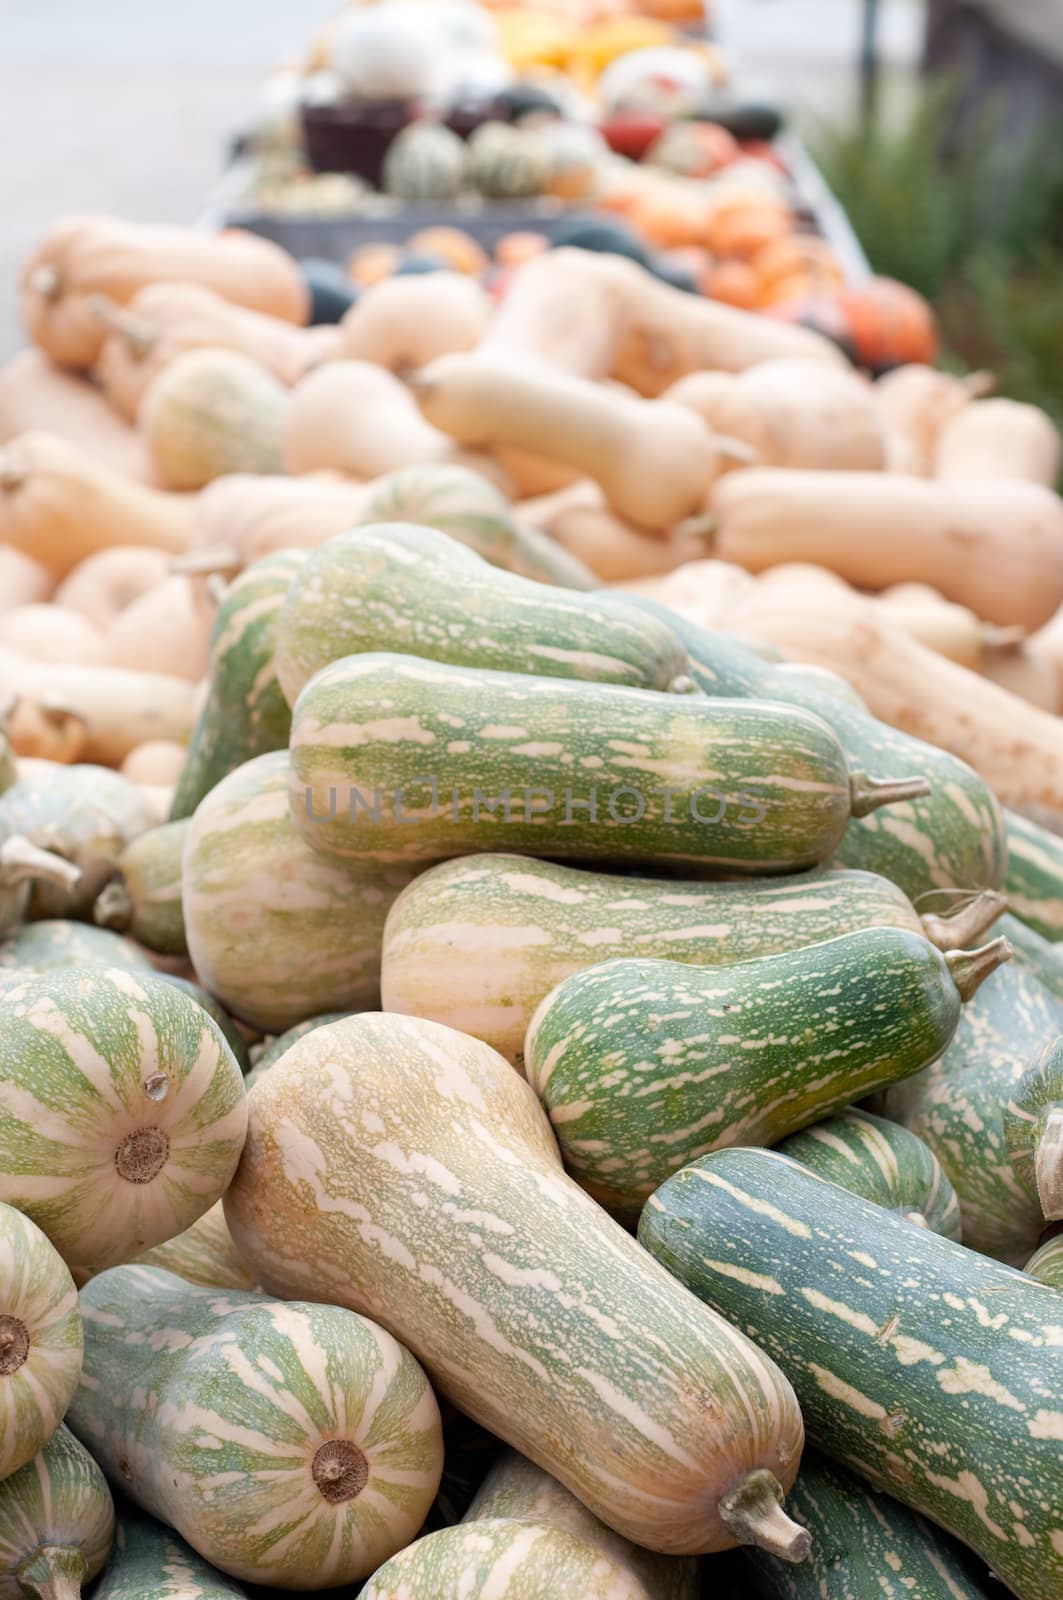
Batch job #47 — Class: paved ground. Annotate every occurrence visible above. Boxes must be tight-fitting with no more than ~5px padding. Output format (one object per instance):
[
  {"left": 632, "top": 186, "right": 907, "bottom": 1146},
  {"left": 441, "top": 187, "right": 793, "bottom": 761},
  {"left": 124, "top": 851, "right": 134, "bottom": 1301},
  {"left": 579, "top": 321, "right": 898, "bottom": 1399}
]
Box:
[{"left": 0, "top": 0, "right": 922, "bottom": 360}]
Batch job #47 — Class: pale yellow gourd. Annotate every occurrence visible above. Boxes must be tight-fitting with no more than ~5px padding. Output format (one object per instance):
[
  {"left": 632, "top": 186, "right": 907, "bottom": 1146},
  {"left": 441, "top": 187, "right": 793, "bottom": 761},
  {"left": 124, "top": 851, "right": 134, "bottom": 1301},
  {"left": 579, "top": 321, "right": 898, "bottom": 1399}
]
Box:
[
  {"left": 873, "top": 364, "right": 993, "bottom": 474},
  {"left": 934, "top": 398, "right": 1062, "bottom": 487},
  {"left": 54, "top": 546, "right": 173, "bottom": 630},
  {"left": 104, "top": 575, "right": 211, "bottom": 681},
  {"left": 284, "top": 360, "right": 453, "bottom": 479},
  {"left": 120, "top": 739, "right": 188, "bottom": 787},
  {"left": 516, "top": 481, "right": 717, "bottom": 580},
  {"left": 0, "top": 603, "right": 106, "bottom": 666},
  {"left": 0, "top": 546, "right": 53, "bottom": 614},
  {"left": 139, "top": 348, "right": 289, "bottom": 491},
  {"left": 338, "top": 272, "right": 493, "bottom": 371},
  {"left": 0, "top": 648, "right": 197, "bottom": 765},
  {"left": 0, "top": 347, "right": 157, "bottom": 481},
  {"left": 186, "top": 472, "right": 371, "bottom": 574}
]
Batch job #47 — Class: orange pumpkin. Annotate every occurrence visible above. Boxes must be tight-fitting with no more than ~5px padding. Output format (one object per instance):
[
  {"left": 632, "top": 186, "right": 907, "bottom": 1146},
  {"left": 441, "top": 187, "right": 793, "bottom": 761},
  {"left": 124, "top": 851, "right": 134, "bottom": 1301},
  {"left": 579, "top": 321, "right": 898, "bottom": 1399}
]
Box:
[
  {"left": 768, "top": 276, "right": 939, "bottom": 373},
  {"left": 703, "top": 197, "right": 794, "bottom": 261},
  {"left": 347, "top": 243, "right": 402, "bottom": 287},
  {"left": 758, "top": 264, "right": 846, "bottom": 308},
  {"left": 629, "top": 191, "right": 713, "bottom": 249},
  {"left": 407, "top": 228, "right": 488, "bottom": 276},
  {"left": 701, "top": 259, "right": 759, "bottom": 309},
  {"left": 753, "top": 234, "right": 843, "bottom": 297},
  {"left": 494, "top": 232, "right": 551, "bottom": 268}
]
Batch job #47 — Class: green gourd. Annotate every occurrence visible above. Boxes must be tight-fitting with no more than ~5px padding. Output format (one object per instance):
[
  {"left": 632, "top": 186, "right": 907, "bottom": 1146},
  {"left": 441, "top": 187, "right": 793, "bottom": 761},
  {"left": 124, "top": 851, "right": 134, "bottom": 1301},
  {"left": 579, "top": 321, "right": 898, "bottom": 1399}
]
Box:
[
  {"left": 0, "top": 1427, "right": 114, "bottom": 1600},
  {"left": 0, "top": 919, "right": 150, "bottom": 975},
  {"left": 93, "top": 820, "right": 189, "bottom": 957},
  {"left": 91, "top": 1512, "right": 246, "bottom": 1600},
  {"left": 1004, "top": 808, "right": 1063, "bottom": 942},
  {"left": 130, "top": 1201, "right": 257, "bottom": 1293},
  {"left": 0, "top": 1201, "right": 82, "bottom": 1481},
  {"left": 1025, "top": 1233, "right": 1063, "bottom": 1289},
  {"left": 246, "top": 1011, "right": 349, "bottom": 1089}
]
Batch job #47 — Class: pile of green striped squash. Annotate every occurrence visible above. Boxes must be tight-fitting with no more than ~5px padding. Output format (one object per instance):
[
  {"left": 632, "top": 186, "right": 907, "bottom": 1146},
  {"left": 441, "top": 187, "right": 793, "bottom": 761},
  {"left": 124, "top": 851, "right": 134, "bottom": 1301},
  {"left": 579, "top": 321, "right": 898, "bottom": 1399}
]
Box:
[{"left": 1, "top": 478, "right": 1063, "bottom": 1600}]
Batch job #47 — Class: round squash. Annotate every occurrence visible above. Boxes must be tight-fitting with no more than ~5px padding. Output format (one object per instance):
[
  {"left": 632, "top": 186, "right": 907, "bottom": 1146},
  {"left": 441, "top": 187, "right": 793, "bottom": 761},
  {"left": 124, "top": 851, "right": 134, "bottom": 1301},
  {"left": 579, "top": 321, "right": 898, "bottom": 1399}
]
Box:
[
  {"left": 0, "top": 1201, "right": 82, "bottom": 1482},
  {"left": 139, "top": 348, "right": 289, "bottom": 491}
]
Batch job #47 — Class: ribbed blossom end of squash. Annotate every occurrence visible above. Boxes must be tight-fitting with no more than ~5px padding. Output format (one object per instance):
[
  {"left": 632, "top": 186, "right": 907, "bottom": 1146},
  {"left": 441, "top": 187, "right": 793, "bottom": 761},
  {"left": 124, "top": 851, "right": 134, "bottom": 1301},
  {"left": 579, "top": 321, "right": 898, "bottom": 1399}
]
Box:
[
  {"left": 15, "top": 1544, "right": 87, "bottom": 1600},
  {"left": 848, "top": 772, "right": 932, "bottom": 818},
  {"left": 1035, "top": 1105, "right": 1063, "bottom": 1222},
  {"left": 920, "top": 888, "right": 1008, "bottom": 952},
  {"left": 945, "top": 935, "right": 1013, "bottom": 1002},
  {"left": 719, "top": 1469, "right": 811, "bottom": 1564}
]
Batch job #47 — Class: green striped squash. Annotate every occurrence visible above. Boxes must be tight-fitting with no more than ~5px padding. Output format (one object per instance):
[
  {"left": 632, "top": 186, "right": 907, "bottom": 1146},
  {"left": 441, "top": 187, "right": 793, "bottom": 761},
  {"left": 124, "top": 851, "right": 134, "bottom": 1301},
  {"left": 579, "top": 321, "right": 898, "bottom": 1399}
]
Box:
[
  {"left": 130, "top": 1201, "right": 256, "bottom": 1293},
  {"left": 0, "top": 966, "right": 247, "bottom": 1275},
  {"left": 183, "top": 751, "right": 415, "bottom": 1032},
  {"left": 169, "top": 549, "right": 304, "bottom": 822},
  {"left": 289, "top": 653, "right": 926, "bottom": 872},
  {"left": 357, "top": 464, "right": 596, "bottom": 589},
  {"left": 732, "top": 1449, "right": 995, "bottom": 1599},
  {"left": 274, "top": 523, "right": 691, "bottom": 709},
  {"left": 69, "top": 1265, "right": 443, "bottom": 1587},
  {"left": 998, "top": 911, "right": 1063, "bottom": 1003},
  {"left": 0, "top": 728, "right": 14, "bottom": 798},
  {"left": 0, "top": 766, "right": 155, "bottom": 921},
  {"left": 151, "top": 974, "right": 252, "bottom": 1077},
  {"left": 0, "top": 920, "right": 151, "bottom": 975},
  {"left": 776, "top": 1109, "right": 962, "bottom": 1240},
  {"left": 466, "top": 1451, "right": 698, "bottom": 1600},
  {"left": 380, "top": 853, "right": 1005, "bottom": 1068},
  {"left": 93, "top": 821, "right": 189, "bottom": 957},
  {"left": 92, "top": 1513, "right": 246, "bottom": 1600},
  {"left": 1025, "top": 1234, "right": 1063, "bottom": 1289},
  {"left": 639, "top": 1147, "right": 1063, "bottom": 1600},
  {"left": 632, "top": 602, "right": 1006, "bottom": 901},
  {"left": 0, "top": 837, "right": 82, "bottom": 940},
  {"left": 1004, "top": 809, "right": 1063, "bottom": 942},
  {"left": 0, "top": 1201, "right": 82, "bottom": 1481},
  {"left": 1006, "top": 1037, "right": 1063, "bottom": 1230},
  {"left": 524, "top": 930, "right": 1007, "bottom": 1217},
  {"left": 246, "top": 1010, "right": 349, "bottom": 1089},
  {"left": 0, "top": 1426, "right": 114, "bottom": 1600},
  {"left": 224, "top": 1013, "right": 809, "bottom": 1560},
  {"left": 876, "top": 964, "right": 1063, "bottom": 1263}
]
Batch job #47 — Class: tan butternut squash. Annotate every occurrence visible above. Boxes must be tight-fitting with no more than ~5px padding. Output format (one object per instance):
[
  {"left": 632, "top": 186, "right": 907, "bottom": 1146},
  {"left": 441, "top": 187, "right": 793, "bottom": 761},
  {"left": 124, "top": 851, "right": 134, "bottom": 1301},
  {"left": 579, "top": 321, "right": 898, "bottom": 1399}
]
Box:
[
  {"left": 0, "top": 546, "right": 52, "bottom": 612},
  {"left": 21, "top": 214, "right": 309, "bottom": 369},
  {"left": 0, "top": 648, "right": 197, "bottom": 765},
  {"left": 95, "top": 283, "right": 315, "bottom": 421},
  {"left": 934, "top": 398, "right": 1062, "bottom": 487},
  {"left": 873, "top": 364, "right": 993, "bottom": 474},
  {"left": 54, "top": 546, "right": 172, "bottom": 629},
  {"left": 979, "top": 639, "right": 1062, "bottom": 713},
  {"left": 0, "top": 603, "right": 106, "bottom": 666},
  {"left": 413, "top": 355, "right": 728, "bottom": 534},
  {"left": 0, "top": 348, "right": 156, "bottom": 481},
  {"left": 876, "top": 583, "right": 1009, "bottom": 672},
  {"left": 667, "top": 359, "right": 886, "bottom": 471},
  {"left": 518, "top": 482, "right": 717, "bottom": 580},
  {"left": 185, "top": 472, "right": 371, "bottom": 574},
  {"left": 5, "top": 701, "right": 87, "bottom": 764},
  {"left": 104, "top": 575, "right": 211, "bottom": 681},
  {"left": 338, "top": 272, "right": 493, "bottom": 372},
  {"left": 120, "top": 740, "right": 187, "bottom": 787},
  {"left": 478, "top": 248, "right": 634, "bottom": 377},
  {"left": 730, "top": 579, "right": 1063, "bottom": 824},
  {"left": 0, "top": 432, "right": 195, "bottom": 575},
  {"left": 284, "top": 360, "right": 453, "bottom": 479},
  {"left": 710, "top": 467, "right": 1063, "bottom": 630},
  {"left": 139, "top": 348, "right": 289, "bottom": 491},
  {"left": 613, "top": 554, "right": 758, "bottom": 616}
]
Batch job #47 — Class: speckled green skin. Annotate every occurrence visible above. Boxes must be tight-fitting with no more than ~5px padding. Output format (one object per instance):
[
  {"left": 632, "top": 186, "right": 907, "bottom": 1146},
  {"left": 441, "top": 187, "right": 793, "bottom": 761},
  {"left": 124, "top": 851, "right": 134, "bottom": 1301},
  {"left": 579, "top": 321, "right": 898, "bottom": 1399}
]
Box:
[
  {"left": 358, "top": 463, "right": 596, "bottom": 590},
  {"left": 290, "top": 653, "right": 880, "bottom": 872},
  {"left": 733, "top": 1451, "right": 994, "bottom": 1599},
  {"left": 0, "top": 1426, "right": 114, "bottom": 1600},
  {"left": 0, "top": 735, "right": 14, "bottom": 798},
  {"left": 0, "top": 766, "right": 154, "bottom": 920},
  {"left": 467, "top": 1452, "right": 698, "bottom": 1600},
  {"left": 99, "top": 820, "right": 189, "bottom": 957},
  {"left": 170, "top": 550, "right": 304, "bottom": 822},
  {"left": 153, "top": 974, "right": 252, "bottom": 1077},
  {"left": 999, "top": 912, "right": 1063, "bottom": 1003},
  {"left": 380, "top": 854, "right": 985, "bottom": 1069},
  {"left": 525, "top": 928, "right": 975, "bottom": 1216},
  {"left": 777, "top": 1109, "right": 962, "bottom": 1241},
  {"left": 69, "top": 1266, "right": 443, "bottom": 1589},
  {"left": 131, "top": 1201, "right": 257, "bottom": 1292},
  {"left": 224, "top": 1013, "right": 805, "bottom": 1558},
  {"left": 877, "top": 965, "right": 1063, "bottom": 1263},
  {"left": 1005, "top": 809, "right": 1063, "bottom": 942},
  {"left": 639, "top": 1148, "right": 1063, "bottom": 1600},
  {"left": 183, "top": 751, "right": 414, "bottom": 1033},
  {"left": 275, "top": 523, "right": 690, "bottom": 709},
  {"left": 1025, "top": 1235, "right": 1063, "bottom": 1289},
  {"left": 246, "top": 1012, "right": 349, "bottom": 1090},
  {"left": 631, "top": 602, "right": 1006, "bottom": 902},
  {"left": 0, "top": 1201, "right": 82, "bottom": 1481},
  {"left": 1006, "top": 1036, "right": 1063, "bottom": 1228},
  {"left": 92, "top": 1513, "right": 247, "bottom": 1600},
  {"left": 0, "top": 919, "right": 150, "bottom": 974},
  {"left": 0, "top": 966, "right": 247, "bottom": 1275}
]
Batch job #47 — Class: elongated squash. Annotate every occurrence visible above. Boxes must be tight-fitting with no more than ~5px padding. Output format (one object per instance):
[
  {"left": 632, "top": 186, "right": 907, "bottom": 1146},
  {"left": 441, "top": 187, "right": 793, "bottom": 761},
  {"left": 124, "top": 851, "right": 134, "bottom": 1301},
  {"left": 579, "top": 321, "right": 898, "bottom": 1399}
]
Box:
[
  {"left": 876, "top": 962, "right": 1063, "bottom": 1263},
  {"left": 104, "top": 573, "right": 210, "bottom": 682},
  {"left": 1025, "top": 1234, "right": 1063, "bottom": 1289},
  {"left": 339, "top": 272, "right": 492, "bottom": 371},
  {"left": 69, "top": 1265, "right": 443, "bottom": 1587},
  {"left": 189, "top": 472, "right": 371, "bottom": 572},
  {"left": 0, "top": 918, "right": 150, "bottom": 975},
  {"left": 0, "top": 1202, "right": 82, "bottom": 1481},
  {"left": 732, "top": 1449, "right": 995, "bottom": 1599},
  {"left": 54, "top": 547, "right": 171, "bottom": 631},
  {"left": 628, "top": 599, "right": 1007, "bottom": 902},
  {"left": 290, "top": 653, "right": 927, "bottom": 872},
  {"left": 1006, "top": 1037, "right": 1063, "bottom": 1228},
  {"left": 0, "top": 348, "right": 156, "bottom": 483},
  {"left": 777, "top": 1109, "right": 963, "bottom": 1240},
  {"left": 93, "top": 820, "right": 188, "bottom": 957},
  {"left": 519, "top": 480, "right": 719, "bottom": 583},
  {"left": 225, "top": 1013, "right": 809, "bottom": 1560},
  {"left": 183, "top": 751, "right": 414, "bottom": 1032},
  {"left": 998, "top": 911, "right": 1063, "bottom": 1002},
  {"left": 0, "top": 765, "right": 155, "bottom": 920},
  {"left": 275, "top": 523, "right": 690, "bottom": 707},
  {"left": 0, "top": 966, "right": 246, "bottom": 1275},
  {"left": 0, "top": 650, "right": 197, "bottom": 767},
  {"left": 357, "top": 463, "right": 592, "bottom": 588},
  {"left": 284, "top": 360, "right": 452, "bottom": 479},
  {"left": 873, "top": 364, "right": 992, "bottom": 475},
  {"left": 169, "top": 549, "right": 303, "bottom": 821},
  {"left": 361, "top": 1521, "right": 658, "bottom": 1600},
  {"left": 380, "top": 854, "right": 1004, "bottom": 1068},
  {"left": 21, "top": 214, "right": 308, "bottom": 369},
  {"left": 934, "top": 398, "right": 1062, "bottom": 487},
  {"left": 126, "top": 1201, "right": 255, "bottom": 1293},
  {"left": 639, "top": 1148, "right": 1063, "bottom": 1600},
  {"left": 91, "top": 1513, "right": 246, "bottom": 1600},
  {"left": 1005, "top": 809, "right": 1063, "bottom": 942},
  {"left": 358, "top": 463, "right": 596, "bottom": 589},
  {"left": 0, "top": 1427, "right": 113, "bottom": 1600},
  {"left": 524, "top": 930, "right": 1007, "bottom": 1217},
  {"left": 139, "top": 349, "right": 288, "bottom": 491}
]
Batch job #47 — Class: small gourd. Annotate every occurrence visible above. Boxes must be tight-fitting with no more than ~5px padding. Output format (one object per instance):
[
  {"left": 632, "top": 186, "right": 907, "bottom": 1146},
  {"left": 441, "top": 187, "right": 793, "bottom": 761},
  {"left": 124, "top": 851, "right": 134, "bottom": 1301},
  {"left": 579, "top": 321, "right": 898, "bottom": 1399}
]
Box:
[
  {"left": 465, "top": 123, "right": 548, "bottom": 199},
  {"left": 0, "top": 1201, "right": 82, "bottom": 1482},
  {"left": 382, "top": 122, "right": 466, "bottom": 201},
  {"left": 139, "top": 348, "right": 288, "bottom": 490},
  {"left": 0, "top": 1427, "right": 114, "bottom": 1600}
]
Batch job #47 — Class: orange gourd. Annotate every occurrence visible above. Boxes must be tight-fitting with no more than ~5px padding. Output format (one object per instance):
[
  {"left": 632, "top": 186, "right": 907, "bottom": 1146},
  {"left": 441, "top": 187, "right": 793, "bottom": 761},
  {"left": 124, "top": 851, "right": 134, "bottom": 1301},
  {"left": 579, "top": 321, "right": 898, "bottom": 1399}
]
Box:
[
  {"left": 873, "top": 364, "right": 994, "bottom": 474},
  {"left": 406, "top": 228, "right": 488, "bottom": 276},
  {"left": 0, "top": 604, "right": 106, "bottom": 666},
  {"left": 54, "top": 547, "right": 173, "bottom": 630},
  {"left": 0, "top": 348, "right": 157, "bottom": 482},
  {"left": 516, "top": 480, "right": 716, "bottom": 581},
  {"left": 769, "top": 277, "right": 938, "bottom": 373},
  {"left": 284, "top": 360, "right": 451, "bottom": 478},
  {"left": 337, "top": 273, "right": 493, "bottom": 373}
]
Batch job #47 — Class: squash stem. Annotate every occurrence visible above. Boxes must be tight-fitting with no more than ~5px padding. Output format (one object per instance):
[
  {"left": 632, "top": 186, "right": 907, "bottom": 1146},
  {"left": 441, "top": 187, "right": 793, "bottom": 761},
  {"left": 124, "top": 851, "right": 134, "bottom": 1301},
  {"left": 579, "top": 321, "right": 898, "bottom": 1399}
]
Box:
[
  {"left": 1035, "top": 1106, "right": 1063, "bottom": 1221},
  {"left": 921, "top": 889, "right": 1007, "bottom": 952},
  {"left": 945, "top": 936, "right": 1014, "bottom": 1002},
  {"left": 170, "top": 545, "right": 242, "bottom": 580},
  {"left": 720, "top": 1469, "right": 810, "bottom": 1564},
  {"left": 16, "top": 1544, "right": 86, "bottom": 1600},
  {"left": 89, "top": 295, "right": 157, "bottom": 357},
  {"left": 848, "top": 772, "right": 931, "bottom": 817},
  {"left": 27, "top": 264, "right": 63, "bottom": 301},
  {"left": 962, "top": 369, "right": 996, "bottom": 399},
  {"left": 93, "top": 879, "right": 133, "bottom": 933},
  {"left": 0, "top": 835, "right": 81, "bottom": 893},
  {"left": 674, "top": 511, "right": 718, "bottom": 546}
]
